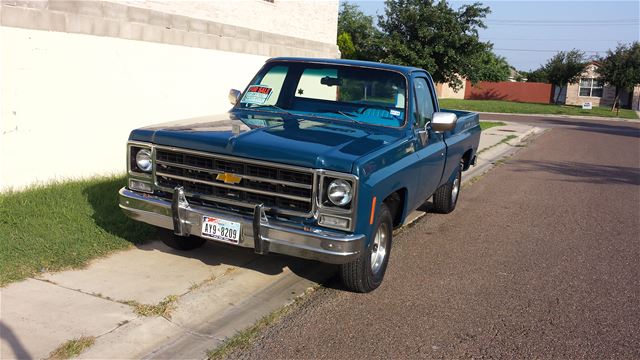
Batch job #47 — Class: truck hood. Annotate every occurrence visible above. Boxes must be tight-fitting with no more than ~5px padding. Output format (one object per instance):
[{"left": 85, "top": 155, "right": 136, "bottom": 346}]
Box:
[{"left": 129, "top": 112, "right": 403, "bottom": 173}]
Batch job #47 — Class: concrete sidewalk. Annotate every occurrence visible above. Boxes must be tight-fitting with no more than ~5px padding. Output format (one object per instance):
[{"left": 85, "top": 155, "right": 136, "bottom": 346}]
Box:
[{"left": 0, "top": 121, "right": 543, "bottom": 360}]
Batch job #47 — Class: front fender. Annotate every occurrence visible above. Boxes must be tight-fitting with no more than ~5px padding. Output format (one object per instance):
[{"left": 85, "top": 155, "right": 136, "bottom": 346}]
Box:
[{"left": 352, "top": 138, "right": 420, "bottom": 245}]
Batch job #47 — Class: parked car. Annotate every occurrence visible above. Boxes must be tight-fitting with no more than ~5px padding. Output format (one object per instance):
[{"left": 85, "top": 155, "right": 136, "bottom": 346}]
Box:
[{"left": 119, "top": 58, "right": 480, "bottom": 292}]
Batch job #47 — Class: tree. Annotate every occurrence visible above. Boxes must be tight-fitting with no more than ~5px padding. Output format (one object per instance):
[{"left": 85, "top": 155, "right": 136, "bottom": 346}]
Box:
[
  {"left": 337, "top": 3, "right": 382, "bottom": 61},
  {"left": 543, "top": 50, "right": 586, "bottom": 104},
  {"left": 378, "top": 0, "right": 491, "bottom": 90},
  {"left": 471, "top": 51, "right": 511, "bottom": 82},
  {"left": 525, "top": 68, "right": 548, "bottom": 83},
  {"left": 337, "top": 32, "right": 356, "bottom": 59},
  {"left": 596, "top": 42, "right": 640, "bottom": 110}
]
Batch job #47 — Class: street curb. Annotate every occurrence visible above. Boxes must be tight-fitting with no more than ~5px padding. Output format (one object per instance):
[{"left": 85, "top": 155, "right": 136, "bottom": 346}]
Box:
[{"left": 477, "top": 111, "right": 639, "bottom": 123}]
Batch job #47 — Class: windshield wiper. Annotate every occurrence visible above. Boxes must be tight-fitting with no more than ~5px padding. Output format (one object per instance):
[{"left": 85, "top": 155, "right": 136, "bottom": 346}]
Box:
[
  {"left": 245, "top": 104, "right": 295, "bottom": 117},
  {"left": 336, "top": 111, "right": 359, "bottom": 123},
  {"left": 241, "top": 105, "right": 364, "bottom": 125},
  {"left": 318, "top": 110, "right": 362, "bottom": 124}
]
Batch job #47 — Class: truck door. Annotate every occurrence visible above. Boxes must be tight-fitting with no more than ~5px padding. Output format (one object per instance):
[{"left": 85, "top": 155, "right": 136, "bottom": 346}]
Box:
[{"left": 412, "top": 76, "right": 447, "bottom": 204}]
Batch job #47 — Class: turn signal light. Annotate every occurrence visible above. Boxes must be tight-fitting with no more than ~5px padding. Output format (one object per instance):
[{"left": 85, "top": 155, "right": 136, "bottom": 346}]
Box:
[
  {"left": 319, "top": 215, "right": 350, "bottom": 230},
  {"left": 129, "top": 179, "right": 153, "bottom": 194}
]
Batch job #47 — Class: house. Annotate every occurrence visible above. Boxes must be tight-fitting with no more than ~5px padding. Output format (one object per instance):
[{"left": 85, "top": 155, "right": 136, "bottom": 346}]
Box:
[
  {"left": 0, "top": 0, "right": 339, "bottom": 191},
  {"left": 508, "top": 67, "right": 526, "bottom": 82},
  {"left": 555, "top": 62, "right": 640, "bottom": 110}
]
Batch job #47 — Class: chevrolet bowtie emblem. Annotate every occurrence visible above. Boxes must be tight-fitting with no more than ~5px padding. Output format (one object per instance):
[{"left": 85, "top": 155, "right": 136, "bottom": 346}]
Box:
[{"left": 216, "top": 172, "right": 242, "bottom": 185}]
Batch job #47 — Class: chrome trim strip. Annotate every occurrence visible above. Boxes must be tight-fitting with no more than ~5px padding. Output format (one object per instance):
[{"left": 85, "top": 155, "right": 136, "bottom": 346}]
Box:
[
  {"left": 155, "top": 171, "right": 311, "bottom": 203},
  {"left": 155, "top": 159, "right": 312, "bottom": 189},
  {"left": 154, "top": 184, "right": 310, "bottom": 218},
  {"left": 154, "top": 145, "right": 315, "bottom": 174}
]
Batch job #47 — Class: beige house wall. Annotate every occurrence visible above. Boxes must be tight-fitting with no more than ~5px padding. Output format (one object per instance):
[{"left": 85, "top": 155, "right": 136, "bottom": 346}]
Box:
[{"left": 435, "top": 80, "right": 465, "bottom": 99}]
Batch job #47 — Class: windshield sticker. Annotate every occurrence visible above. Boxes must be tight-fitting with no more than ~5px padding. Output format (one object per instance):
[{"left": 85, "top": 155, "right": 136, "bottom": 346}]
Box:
[
  {"left": 389, "top": 109, "right": 401, "bottom": 117},
  {"left": 241, "top": 85, "right": 273, "bottom": 105}
]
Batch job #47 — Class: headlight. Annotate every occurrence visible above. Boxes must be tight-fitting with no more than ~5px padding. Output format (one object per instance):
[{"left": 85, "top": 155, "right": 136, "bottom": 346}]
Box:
[
  {"left": 327, "top": 179, "right": 352, "bottom": 206},
  {"left": 135, "top": 149, "right": 152, "bottom": 172}
]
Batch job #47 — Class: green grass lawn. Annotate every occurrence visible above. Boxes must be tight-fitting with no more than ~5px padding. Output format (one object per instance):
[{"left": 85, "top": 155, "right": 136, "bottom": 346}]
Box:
[
  {"left": 479, "top": 121, "right": 506, "bottom": 130},
  {"left": 0, "top": 176, "right": 156, "bottom": 286},
  {"left": 441, "top": 99, "right": 639, "bottom": 120}
]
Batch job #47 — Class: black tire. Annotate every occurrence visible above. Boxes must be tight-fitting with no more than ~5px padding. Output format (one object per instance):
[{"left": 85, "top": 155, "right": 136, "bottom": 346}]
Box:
[
  {"left": 161, "top": 233, "right": 206, "bottom": 251},
  {"left": 432, "top": 159, "right": 463, "bottom": 214},
  {"left": 339, "top": 203, "right": 393, "bottom": 293}
]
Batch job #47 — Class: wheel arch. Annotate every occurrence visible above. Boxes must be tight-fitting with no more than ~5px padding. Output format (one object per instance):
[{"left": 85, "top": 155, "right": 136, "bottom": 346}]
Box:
[
  {"left": 382, "top": 187, "right": 408, "bottom": 229},
  {"left": 461, "top": 148, "right": 474, "bottom": 171}
]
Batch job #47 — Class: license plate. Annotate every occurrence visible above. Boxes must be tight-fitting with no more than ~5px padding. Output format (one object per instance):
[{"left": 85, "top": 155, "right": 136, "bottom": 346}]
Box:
[{"left": 201, "top": 216, "right": 241, "bottom": 244}]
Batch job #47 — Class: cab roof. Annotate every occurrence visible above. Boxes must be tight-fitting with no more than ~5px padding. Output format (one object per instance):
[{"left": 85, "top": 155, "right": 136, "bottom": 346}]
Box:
[{"left": 267, "top": 57, "right": 426, "bottom": 76}]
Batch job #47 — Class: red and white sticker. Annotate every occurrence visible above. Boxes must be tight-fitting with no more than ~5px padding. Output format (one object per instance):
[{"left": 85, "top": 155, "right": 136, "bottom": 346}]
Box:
[{"left": 241, "top": 85, "right": 273, "bottom": 105}]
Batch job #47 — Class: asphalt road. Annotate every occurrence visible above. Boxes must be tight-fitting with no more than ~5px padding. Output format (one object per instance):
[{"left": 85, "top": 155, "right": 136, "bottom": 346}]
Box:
[{"left": 228, "top": 116, "right": 640, "bottom": 359}]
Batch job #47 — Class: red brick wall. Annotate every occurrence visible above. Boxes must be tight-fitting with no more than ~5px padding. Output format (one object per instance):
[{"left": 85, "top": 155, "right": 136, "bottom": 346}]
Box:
[{"left": 464, "top": 81, "right": 553, "bottom": 104}]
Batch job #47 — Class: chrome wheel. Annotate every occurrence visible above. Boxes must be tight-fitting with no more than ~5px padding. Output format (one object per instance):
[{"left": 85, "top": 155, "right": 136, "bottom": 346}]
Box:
[
  {"left": 370, "top": 223, "right": 389, "bottom": 275},
  {"left": 451, "top": 176, "right": 460, "bottom": 206}
]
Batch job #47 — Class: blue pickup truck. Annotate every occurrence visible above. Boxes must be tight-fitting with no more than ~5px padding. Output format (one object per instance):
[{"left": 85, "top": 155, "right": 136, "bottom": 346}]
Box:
[{"left": 119, "top": 58, "right": 480, "bottom": 292}]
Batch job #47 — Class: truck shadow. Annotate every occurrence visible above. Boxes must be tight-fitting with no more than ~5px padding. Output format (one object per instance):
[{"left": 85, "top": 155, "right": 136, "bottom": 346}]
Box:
[
  {"left": 531, "top": 118, "right": 640, "bottom": 139},
  {"left": 136, "top": 233, "right": 338, "bottom": 283},
  {"left": 478, "top": 114, "right": 640, "bottom": 139},
  {"left": 83, "top": 178, "right": 338, "bottom": 285},
  {"left": 508, "top": 160, "right": 640, "bottom": 186}
]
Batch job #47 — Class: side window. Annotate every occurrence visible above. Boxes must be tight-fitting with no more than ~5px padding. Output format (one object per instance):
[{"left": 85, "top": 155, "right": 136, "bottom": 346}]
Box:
[{"left": 413, "top": 78, "right": 435, "bottom": 127}]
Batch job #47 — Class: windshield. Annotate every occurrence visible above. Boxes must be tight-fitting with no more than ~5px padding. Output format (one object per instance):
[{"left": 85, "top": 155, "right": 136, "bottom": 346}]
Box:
[{"left": 236, "top": 62, "right": 407, "bottom": 127}]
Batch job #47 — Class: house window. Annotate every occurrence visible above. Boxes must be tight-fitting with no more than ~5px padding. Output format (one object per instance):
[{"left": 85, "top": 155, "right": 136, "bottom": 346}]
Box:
[{"left": 579, "top": 78, "right": 603, "bottom": 97}]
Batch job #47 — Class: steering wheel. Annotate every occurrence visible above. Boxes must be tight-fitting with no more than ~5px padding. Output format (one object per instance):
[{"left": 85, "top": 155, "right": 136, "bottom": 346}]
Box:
[{"left": 356, "top": 104, "right": 392, "bottom": 114}]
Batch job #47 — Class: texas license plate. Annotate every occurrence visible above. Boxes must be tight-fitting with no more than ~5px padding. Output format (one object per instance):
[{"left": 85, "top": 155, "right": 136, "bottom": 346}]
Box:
[{"left": 201, "top": 216, "right": 241, "bottom": 244}]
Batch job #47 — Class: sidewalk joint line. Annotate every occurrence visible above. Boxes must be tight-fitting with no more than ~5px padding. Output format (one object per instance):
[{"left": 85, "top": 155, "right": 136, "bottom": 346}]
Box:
[{"left": 30, "top": 278, "right": 125, "bottom": 305}]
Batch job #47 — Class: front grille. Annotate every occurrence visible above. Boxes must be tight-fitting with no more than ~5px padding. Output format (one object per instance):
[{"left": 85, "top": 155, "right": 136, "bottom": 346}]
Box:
[{"left": 154, "top": 147, "right": 315, "bottom": 217}]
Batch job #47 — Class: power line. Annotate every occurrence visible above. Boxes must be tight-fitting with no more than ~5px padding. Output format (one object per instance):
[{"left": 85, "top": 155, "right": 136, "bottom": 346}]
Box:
[
  {"left": 484, "top": 38, "right": 633, "bottom": 42},
  {"left": 494, "top": 48, "right": 608, "bottom": 53},
  {"left": 486, "top": 22, "right": 638, "bottom": 26},
  {"left": 488, "top": 18, "right": 638, "bottom": 23}
]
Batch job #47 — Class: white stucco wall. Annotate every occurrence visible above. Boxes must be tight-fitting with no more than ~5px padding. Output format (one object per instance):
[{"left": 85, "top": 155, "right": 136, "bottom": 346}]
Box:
[
  {"left": 0, "top": 26, "right": 268, "bottom": 190},
  {"left": 115, "top": 0, "right": 339, "bottom": 45}
]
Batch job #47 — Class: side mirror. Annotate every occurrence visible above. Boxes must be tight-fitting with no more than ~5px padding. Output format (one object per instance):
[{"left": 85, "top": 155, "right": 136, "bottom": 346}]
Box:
[
  {"left": 228, "top": 89, "right": 242, "bottom": 105},
  {"left": 430, "top": 112, "right": 457, "bottom": 132}
]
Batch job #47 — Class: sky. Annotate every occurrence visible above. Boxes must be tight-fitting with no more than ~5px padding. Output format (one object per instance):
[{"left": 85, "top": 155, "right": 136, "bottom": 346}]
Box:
[{"left": 346, "top": 0, "right": 640, "bottom": 71}]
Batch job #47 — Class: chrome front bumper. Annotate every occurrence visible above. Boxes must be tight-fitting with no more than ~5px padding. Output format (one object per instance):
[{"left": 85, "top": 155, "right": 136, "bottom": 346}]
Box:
[{"left": 118, "top": 187, "right": 365, "bottom": 264}]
